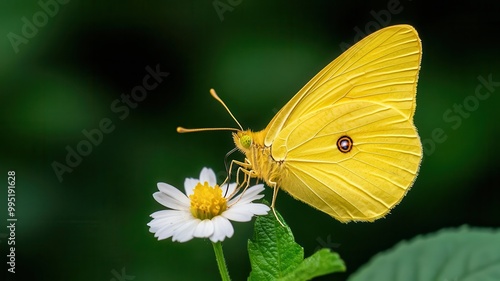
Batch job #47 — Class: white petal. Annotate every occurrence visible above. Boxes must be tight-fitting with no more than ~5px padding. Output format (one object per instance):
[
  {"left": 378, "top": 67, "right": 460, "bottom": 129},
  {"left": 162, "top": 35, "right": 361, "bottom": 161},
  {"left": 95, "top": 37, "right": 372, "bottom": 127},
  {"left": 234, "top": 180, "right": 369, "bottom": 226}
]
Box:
[
  {"left": 148, "top": 209, "right": 181, "bottom": 221},
  {"left": 153, "top": 226, "right": 175, "bottom": 240},
  {"left": 184, "top": 178, "right": 199, "bottom": 195},
  {"left": 247, "top": 203, "right": 271, "bottom": 215},
  {"left": 153, "top": 221, "right": 180, "bottom": 240},
  {"left": 172, "top": 218, "right": 200, "bottom": 242},
  {"left": 240, "top": 184, "right": 266, "bottom": 200},
  {"left": 222, "top": 206, "right": 254, "bottom": 222},
  {"left": 221, "top": 183, "right": 238, "bottom": 199},
  {"left": 199, "top": 167, "right": 216, "bottom": 186},
  {"left": 209, "top": 216, "right": 234, "bottom": 242},
  {"left": 228, "top": 184, "right": 265, "bottom": 205},
  {"left": 149, "top": 209, "right": 173, "bottom": 218},
  {"left": 222, "top": 202, "right": 270, "bottom": 222},
  {"left": 155, "top": 183, "right": 190, "bottom": 209},
  {"left": 150, "top": 212, "right": 193, "bottom": 240},
  {"left": 193, "top": 219, "right": 215, "bottom": 238},
  {"left": 224, "top": 202, "right": 267, "bottom": 220},
  {"left": 148, "top": 210, "right": 187, "bottom": 231},
  {"left": 153, "top": 192, "right": 189, "bottom": 211},
  {"left": 147, "top": 210, "right": 190, "bottom": 237}
]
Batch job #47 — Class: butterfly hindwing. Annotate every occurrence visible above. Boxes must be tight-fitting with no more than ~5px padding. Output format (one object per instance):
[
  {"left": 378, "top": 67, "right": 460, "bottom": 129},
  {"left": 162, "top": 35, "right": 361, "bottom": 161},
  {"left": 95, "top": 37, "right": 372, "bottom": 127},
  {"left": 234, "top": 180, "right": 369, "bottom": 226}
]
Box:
[{"left": 272, "top": 101, "right": 422, "bottom": 222}]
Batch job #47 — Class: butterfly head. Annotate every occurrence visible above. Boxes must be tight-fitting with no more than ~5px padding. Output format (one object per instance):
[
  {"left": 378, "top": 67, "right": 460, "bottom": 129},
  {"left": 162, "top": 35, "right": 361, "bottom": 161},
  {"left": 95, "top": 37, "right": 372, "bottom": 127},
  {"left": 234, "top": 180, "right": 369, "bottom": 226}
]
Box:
[{"left": 233, "top": 130, "right": 253, "bottom": 153}]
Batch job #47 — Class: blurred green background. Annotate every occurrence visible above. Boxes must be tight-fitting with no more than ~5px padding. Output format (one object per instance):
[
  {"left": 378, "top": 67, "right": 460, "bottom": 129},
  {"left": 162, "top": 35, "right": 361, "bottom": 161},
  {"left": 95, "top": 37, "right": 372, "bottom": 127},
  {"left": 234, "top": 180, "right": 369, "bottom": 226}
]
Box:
[{"left": 1, "top": 1, "right": 499, "bottom": 280}]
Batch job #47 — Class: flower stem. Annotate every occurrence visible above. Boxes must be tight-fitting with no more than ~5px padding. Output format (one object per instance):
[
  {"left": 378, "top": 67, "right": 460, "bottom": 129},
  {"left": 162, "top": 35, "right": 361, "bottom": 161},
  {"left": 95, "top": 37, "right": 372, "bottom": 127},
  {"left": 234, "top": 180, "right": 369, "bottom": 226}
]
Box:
[{"left": 212, "top": 242, "right": 231, "bottom": 281}]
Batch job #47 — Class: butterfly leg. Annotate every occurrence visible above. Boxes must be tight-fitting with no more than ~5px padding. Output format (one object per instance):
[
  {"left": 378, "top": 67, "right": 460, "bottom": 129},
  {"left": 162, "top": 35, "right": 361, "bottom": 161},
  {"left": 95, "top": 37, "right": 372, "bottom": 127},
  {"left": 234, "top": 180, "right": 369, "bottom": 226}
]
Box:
[
  {"left": 227, "top": 163, "right": 260, "bottom": 208},
  {"left": 235, "top": 160, "right": 261, "bottom": 192},
  {"left": 224, "top": 159, "right": 254, "bottom": 199},
  {"left": 221, "top": 158, "right": 250, "bottom": 195},
  {"left": 269, "top": 180, "right": 285, "bottom": 227},
  {"left": 226, "top": 158, "right": 283, "bottom": 225}
]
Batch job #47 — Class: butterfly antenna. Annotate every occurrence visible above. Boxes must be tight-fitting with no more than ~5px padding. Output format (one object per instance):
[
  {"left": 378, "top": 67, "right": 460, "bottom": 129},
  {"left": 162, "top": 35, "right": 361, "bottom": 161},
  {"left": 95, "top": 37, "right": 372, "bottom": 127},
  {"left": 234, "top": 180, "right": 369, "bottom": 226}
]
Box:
[
  {"left": 176, "top": 89, "right": 244, "bottom": 133},
  {"left": 177, "top": 127, "right": 239, "bottom": 133},
  {"left": 210, "top": 89, "right": 244, "bottom": 131}
]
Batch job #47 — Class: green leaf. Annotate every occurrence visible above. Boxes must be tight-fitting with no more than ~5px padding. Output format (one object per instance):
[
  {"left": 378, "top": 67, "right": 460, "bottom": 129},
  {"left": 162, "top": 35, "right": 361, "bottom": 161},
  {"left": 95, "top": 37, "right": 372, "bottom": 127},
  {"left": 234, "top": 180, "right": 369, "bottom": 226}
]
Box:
[
  {"left": 279, "top": 249, "right": 346, "bottom": 281},
  {"left": 348, "top": 226, "right": 500, "bottom": 281},
  {"left": 248, "top": 208, "right": 345, "bottom": 281},
  {"left": 247, "top": 209, "right": 302, "bottom": 280}
]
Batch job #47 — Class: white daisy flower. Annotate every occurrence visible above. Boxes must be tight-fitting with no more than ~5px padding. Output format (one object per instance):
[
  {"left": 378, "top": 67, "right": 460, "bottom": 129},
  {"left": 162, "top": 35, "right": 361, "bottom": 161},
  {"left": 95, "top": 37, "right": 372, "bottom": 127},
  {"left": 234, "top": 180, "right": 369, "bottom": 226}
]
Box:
[{"left": 148, "top": 167, "right": 270, "bottom": 243}]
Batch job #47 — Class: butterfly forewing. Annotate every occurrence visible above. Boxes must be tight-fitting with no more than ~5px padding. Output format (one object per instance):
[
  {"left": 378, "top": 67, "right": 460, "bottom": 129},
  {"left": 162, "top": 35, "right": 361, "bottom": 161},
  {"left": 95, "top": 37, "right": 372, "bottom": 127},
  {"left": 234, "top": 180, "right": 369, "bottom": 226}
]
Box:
[{"left": 264, "top": 25, "right": 421, "bottom": 147}]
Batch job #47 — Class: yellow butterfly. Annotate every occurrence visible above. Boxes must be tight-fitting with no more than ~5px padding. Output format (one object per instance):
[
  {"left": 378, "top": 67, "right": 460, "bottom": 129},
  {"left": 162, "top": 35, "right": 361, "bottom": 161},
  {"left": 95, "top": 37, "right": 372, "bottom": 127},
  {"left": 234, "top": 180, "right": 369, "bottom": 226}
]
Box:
[{"left": 178, "top": 24, "right": 422, "bottom": 223}]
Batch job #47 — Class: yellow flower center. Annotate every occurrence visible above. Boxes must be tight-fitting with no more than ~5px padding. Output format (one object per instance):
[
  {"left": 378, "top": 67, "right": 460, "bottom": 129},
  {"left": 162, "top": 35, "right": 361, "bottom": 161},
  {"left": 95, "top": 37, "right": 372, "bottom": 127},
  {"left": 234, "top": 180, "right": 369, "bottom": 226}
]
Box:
[{"left": 189, "top": 182, "right": 227, "bottom": 220}]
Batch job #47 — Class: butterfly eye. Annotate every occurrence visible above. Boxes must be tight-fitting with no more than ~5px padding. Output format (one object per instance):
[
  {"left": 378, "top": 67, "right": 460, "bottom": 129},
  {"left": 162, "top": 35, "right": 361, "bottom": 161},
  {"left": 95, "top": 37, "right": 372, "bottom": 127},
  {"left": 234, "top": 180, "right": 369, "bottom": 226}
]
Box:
[
  {"left": 240, "top": 135, "right": 252, "bottom": 149},
  {"left": 336, "top": 136, "right": 353, "bottom": 153}
]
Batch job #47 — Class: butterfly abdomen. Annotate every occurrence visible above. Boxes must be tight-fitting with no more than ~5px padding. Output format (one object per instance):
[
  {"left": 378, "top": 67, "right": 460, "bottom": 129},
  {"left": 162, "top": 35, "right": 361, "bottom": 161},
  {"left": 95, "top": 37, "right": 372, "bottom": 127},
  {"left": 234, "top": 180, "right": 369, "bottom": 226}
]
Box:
[{"left": 249, "top": 142, "right": 283, "bottom": 189}]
